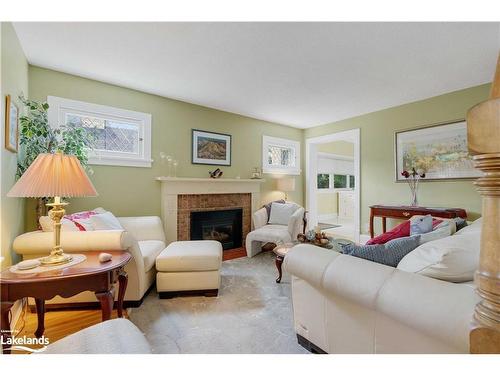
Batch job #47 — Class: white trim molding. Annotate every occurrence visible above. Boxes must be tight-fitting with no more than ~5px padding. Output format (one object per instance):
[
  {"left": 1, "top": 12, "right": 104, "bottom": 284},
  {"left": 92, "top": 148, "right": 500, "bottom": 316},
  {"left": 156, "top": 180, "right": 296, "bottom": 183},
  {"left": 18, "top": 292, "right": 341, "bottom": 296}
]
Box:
[
  {"left": 47, "top": 96, "right": 152, "bottom": 168},
  {"left": 306, "top": 128, "right": 361, "bottom": 243},
  {"left": 262, "top": 135, "right": 301, "bottom": 175}
]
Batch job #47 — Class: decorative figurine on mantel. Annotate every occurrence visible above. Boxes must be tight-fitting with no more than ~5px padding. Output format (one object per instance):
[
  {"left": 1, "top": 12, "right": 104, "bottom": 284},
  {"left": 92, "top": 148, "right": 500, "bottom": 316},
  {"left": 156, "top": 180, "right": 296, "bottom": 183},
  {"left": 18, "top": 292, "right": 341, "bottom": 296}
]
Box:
[
  {"left": 209, "top": 168, "right": 223, "bottom": 178},
  {"left": 251, "top": 167, "right": 262, "bottom": 179}
]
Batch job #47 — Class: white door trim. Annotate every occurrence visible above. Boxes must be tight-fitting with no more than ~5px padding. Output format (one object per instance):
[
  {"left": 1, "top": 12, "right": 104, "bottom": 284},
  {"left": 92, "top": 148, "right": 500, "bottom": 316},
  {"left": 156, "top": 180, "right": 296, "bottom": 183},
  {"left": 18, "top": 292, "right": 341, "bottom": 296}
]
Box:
[{"left": 306, "top": 128, "right": 361, "bottom": 243}]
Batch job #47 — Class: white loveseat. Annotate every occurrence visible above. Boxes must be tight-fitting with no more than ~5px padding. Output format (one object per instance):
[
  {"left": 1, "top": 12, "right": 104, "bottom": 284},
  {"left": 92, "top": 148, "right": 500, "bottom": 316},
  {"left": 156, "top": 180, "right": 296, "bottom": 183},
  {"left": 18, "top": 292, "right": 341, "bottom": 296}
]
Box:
[
  {"left": 245, "top": 202, "right": 305, "bottom": 257},
  {"left": 284, "top": 220, "right": 482, "bottom": 353},
  {"left": 13, "top": 216, "right": 166, "bottom": 307}
]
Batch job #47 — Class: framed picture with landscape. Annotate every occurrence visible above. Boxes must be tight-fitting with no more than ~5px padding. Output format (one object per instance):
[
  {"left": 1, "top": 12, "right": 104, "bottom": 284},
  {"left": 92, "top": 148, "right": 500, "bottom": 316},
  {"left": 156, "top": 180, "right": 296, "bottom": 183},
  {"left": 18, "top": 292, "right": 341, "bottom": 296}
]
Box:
[
  {"left": 192, "top": 129, "right": 232, "bottom": 166},
  {"left": 395, "top": 119, "right": 482, "bottom": 181}
]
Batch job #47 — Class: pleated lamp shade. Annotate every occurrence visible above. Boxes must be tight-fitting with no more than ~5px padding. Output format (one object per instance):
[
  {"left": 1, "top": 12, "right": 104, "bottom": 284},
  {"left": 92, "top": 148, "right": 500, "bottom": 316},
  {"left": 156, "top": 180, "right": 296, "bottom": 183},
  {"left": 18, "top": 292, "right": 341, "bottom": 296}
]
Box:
[
  {"left": 8, "top": 153, "right": 98, "bottom": 198},
  {"left": 277, "top": 178, "right": 295, "bottom": 192}
]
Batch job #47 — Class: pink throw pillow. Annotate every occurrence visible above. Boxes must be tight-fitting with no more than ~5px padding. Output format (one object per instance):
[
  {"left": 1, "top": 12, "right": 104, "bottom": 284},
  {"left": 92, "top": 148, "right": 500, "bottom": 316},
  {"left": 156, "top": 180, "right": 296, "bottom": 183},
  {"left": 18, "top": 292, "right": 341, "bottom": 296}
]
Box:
[{"left": 64, "top": 210, "right": 98, "bottom": 231}]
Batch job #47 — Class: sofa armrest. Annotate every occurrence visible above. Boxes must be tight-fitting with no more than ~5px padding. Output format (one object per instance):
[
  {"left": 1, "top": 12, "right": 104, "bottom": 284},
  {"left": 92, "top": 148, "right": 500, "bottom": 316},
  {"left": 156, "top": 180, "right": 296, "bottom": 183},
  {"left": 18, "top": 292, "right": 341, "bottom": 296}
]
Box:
[
  {"left": 118, "top": 216, "right": 165, "bottom": 242},
  {"left": 252, "top": 207, "right": 268, "bottom": 230},
  {"left": 285, "top": 244, "right": 479, "bottom": 352},
  {"left": 288, "top": 207, "right": 305, "bottom": 240},
  {"left": 13, "top": 230, "right": 133, "bottom": 256}
]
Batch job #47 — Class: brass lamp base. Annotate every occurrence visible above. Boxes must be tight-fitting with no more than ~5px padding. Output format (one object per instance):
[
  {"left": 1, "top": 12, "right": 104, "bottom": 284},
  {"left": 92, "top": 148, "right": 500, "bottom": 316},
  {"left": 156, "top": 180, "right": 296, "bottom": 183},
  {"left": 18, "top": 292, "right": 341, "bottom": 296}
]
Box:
[
  {"left": 41, "top": 196, "right": 73, "bottom": 266},
  {"left": 40, "top": 252, "right": 73, "bottom": 265}
]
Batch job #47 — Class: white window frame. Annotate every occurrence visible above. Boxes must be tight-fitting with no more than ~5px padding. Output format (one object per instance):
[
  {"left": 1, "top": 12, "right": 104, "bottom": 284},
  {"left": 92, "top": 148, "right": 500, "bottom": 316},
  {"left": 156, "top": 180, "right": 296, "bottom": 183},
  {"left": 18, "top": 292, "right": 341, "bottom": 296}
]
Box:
[
  {"left": 317, "top": 173, "right": 355, "bottom": 191},
  {"left": 47, "top": 96, "right": 152, "bottom": 168},
  {"left": 262, "top": 135, "right": 301, "bottom": 175}
]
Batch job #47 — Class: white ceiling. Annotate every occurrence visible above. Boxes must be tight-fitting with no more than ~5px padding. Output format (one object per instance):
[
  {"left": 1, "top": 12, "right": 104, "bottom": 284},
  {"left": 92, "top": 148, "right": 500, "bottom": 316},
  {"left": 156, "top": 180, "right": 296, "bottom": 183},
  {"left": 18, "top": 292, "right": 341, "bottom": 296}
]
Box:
[{"left": 13, "top": 22, "right": 500, "bottom": 128}]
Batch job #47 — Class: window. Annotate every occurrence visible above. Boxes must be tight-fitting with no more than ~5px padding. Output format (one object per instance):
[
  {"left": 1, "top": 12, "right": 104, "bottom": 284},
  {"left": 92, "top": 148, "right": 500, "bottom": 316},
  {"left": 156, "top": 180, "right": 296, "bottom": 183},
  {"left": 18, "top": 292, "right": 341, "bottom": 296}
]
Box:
[
  {"left": 262, "top": 135, "right": 300, "bottom": 175},
  {"left": 48, "top": 96, "right": 152, "bottom": 167},
  {"left": 317, "top": 173, "right": 355, "bottom": 190},
  {"left": 317, "top": 174, "right": 330, "bottom": 189}
]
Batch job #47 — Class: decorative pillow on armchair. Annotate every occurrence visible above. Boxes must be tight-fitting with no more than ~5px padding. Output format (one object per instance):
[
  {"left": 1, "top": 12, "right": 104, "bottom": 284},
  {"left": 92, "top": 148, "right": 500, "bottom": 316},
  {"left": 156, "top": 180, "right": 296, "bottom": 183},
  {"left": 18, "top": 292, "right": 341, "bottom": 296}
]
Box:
[
  {"left": 268, "top": 202, "right": 297, "bottom": 225},
  {"left": 263, "top": 199, "right": 285, "bottom": 222}
]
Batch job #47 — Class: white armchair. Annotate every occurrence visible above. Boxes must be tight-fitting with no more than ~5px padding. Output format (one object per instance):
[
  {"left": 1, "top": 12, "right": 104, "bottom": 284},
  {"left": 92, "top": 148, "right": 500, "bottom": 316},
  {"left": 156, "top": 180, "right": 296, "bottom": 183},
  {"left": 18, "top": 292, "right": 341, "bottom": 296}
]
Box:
[
  {"left": 13, "top": 216, "right": 166, "bottom": 307},
  {"left": 245, "top": 202, "right": 305, "bottom": 257}
]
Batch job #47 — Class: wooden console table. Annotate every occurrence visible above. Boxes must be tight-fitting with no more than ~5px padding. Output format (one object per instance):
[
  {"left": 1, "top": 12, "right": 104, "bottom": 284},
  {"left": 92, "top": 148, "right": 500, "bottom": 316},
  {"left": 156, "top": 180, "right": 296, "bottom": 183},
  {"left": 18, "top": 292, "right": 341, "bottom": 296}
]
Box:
[
  {"left": 0, "top": 251, "right": 131, "bottom": 354},
  {"left": 369, "top": 205, "right": 467, "bottom": 238}
]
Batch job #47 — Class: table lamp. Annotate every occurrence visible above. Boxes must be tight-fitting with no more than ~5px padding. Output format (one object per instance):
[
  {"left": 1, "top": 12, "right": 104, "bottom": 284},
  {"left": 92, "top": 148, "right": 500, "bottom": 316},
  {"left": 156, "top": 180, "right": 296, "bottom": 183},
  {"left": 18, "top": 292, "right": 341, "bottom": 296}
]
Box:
[
  {"left": 277, "top": 178, "right": 295, "bottom": 201},
  {"left": 8, "top": 152, "right": 97, "bottom": 265}
]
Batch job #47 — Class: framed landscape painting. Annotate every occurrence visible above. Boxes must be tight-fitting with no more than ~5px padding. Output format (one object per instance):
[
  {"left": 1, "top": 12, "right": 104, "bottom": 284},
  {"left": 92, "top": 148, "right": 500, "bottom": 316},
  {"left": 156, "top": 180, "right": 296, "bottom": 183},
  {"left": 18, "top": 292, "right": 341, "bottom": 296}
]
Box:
[
  {"left": 192, "top": 129, "right": 231, "bottom": 166},
  {"left": 4, "top": 95, "right": 19, "bottom": 153},
  {"left": 395, "top": 119, "right": 482, "bottom": 181}
]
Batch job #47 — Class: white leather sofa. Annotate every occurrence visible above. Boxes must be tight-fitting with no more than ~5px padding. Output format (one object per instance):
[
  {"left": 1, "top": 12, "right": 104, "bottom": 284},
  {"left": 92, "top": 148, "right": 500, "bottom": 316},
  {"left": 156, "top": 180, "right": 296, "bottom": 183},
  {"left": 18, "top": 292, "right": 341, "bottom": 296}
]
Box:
[
  {"left": 41, "top": 318, "right": 151, "bottom": 354},
  {"left": 245, "top": 202, "right": 305, "bottom": 257},
  {"left": 13, "top": 216, "right": 166, "bottom": 307},
  {"left": 284, "top": 244, "right": 479, "bottom": 353}
]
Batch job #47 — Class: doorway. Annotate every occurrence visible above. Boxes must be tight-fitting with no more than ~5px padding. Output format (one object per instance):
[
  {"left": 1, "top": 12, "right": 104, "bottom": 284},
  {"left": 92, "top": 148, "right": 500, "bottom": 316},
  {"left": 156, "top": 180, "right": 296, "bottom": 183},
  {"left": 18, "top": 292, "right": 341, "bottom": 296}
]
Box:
[{"left": 306, "top": 129, "right": 360, "bottom": 243}]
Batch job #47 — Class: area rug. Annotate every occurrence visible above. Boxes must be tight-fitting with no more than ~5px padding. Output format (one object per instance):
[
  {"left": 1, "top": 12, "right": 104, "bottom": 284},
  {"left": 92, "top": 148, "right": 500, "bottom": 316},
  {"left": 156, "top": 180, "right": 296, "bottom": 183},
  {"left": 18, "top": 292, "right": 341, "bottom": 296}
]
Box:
[
  {"left": 128, "top": 251, "right": 308, "bottom": 354},
  {"left": 318, "top": 222, "right": 341, "bottom": 230}
]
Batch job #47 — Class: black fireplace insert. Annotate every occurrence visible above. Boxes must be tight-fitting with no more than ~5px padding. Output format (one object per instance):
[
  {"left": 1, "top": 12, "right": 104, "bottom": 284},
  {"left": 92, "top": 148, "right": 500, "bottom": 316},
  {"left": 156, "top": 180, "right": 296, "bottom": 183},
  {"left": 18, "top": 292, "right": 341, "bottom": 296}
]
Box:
[{"left": 190, "top": 208, "right": 243, "bottom": 250}]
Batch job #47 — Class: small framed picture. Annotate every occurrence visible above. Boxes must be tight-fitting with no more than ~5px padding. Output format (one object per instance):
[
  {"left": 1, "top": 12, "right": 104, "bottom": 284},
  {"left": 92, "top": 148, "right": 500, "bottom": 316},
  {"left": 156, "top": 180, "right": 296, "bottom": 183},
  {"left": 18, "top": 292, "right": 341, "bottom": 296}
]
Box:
[
  {"left": 192, "top": 129, "right": 231, "bottom": 166},
  {"left": 5, "top": 95, "right": 19, "bottom": 153}
]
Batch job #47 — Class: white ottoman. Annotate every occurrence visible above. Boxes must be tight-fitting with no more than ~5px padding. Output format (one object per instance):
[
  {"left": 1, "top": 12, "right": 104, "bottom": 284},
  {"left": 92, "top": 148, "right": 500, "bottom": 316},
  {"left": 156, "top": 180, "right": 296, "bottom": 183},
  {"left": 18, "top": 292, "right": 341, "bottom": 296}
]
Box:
[{"left": 156, "top": 240, "right": 222, "bottom": 298}]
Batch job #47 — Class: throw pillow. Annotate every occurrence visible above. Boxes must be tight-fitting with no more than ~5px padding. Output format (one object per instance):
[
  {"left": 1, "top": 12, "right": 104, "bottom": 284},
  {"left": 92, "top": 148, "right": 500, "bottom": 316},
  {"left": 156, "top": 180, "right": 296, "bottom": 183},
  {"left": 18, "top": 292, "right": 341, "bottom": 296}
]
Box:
[
  {"left": 90, "top": 211, "right": 123, "bottom": 230},
  {"left": 39, "top": 216, "right": 80, "bottom": 232},
  {"left": 366, "top": 220, "right": 410, "bottom": 245},
  {"left": 264, "top": 199, "right": 285, "bottom": 222},
  {"left": 341, "top": 235, "right": 421, "bottom": 268},
  {"left": 268, "top": 202, "right": 296, "bottom": 225},
  {"left": 397, "top": 231, "right": 480, "bottom": 282},
  {"left": 410, "top": 214, "right": 433, "bottom": 235},
  {"left": 454, "top": 217, "right": 468, "bottom": 232},
  {"left": 64, "top": 210, "right": 98, "bottom": 231}
]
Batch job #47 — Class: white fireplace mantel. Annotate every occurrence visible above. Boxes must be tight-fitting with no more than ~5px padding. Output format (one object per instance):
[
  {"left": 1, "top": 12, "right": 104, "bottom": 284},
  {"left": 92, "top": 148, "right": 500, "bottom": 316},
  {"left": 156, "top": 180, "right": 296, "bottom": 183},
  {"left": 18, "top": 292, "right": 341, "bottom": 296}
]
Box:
[{"left": 156, "top": 177, "right": 265, "bottom": 244}]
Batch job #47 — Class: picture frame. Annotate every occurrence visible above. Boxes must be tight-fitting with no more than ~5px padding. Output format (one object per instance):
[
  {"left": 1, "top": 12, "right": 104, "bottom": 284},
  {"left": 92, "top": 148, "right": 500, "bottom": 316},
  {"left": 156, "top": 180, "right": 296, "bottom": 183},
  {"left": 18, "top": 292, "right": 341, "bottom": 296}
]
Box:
[
  {"left": 394, "top": 119, "right": 482, "bottom": 182},
  {"left": 192, "top": 129, "right": 232, "bottom": 166},
  {"left": 5, "top": 95, "right": 19, "bottom": 153}
]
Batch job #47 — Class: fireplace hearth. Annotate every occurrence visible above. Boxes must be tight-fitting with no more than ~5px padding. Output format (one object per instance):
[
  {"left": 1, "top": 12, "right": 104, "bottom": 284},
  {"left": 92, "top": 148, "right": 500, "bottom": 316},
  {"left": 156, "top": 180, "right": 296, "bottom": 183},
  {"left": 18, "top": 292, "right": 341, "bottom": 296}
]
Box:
[{"left": 190, "top": 209, "right": 243, "bottom": 250}]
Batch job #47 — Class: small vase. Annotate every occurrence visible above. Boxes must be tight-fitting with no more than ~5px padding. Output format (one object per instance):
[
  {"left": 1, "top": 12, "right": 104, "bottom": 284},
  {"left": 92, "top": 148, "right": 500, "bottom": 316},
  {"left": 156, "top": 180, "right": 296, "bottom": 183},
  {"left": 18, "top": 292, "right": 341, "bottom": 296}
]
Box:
[{"left": 410, "top": 190, "right": 418, "bottom": 207}]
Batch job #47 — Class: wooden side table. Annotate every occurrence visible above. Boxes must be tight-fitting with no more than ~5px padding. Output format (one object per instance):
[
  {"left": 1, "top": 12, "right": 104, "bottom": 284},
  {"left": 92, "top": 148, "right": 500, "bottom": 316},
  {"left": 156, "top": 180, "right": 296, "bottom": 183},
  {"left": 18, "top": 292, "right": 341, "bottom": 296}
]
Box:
[
  {"left": 0, "top": 250, "right": 131, "bottom": 354},
  {"left": 369, "top": 205, "right": 467, "bottom": 238}
]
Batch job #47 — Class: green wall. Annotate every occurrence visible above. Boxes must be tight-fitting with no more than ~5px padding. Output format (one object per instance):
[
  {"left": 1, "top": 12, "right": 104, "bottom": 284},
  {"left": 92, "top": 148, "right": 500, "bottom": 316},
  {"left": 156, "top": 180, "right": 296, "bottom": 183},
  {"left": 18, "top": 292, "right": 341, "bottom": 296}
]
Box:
[
  {"left": 27, "top": 66, "right": 304, "bottom": 228},
  {"left": 317, "top": 140, "right": 354, "bottom": 157},
  {"left": 1, "top": 23, "right": 28, "bottom": 267},
  {"left": 304, "top": 84, "right": 490, "bottom": 235}
]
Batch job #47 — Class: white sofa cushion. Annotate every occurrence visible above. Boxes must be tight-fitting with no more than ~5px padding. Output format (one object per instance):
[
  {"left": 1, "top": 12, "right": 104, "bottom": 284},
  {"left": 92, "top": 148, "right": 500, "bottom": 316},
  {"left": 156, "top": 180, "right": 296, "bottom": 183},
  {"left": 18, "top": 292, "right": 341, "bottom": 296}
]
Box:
[
  {"left": 397, "top": 231, "right": 480, "bottom": 282},
  {"left": 268, "top": 202, "right": 297, "bottom": 225},
  {"left": 139, "top": 240, "right": 166, "bottom": 272},
  {"left": 156, "top": 240, "right": 222, "bottom": 272}
]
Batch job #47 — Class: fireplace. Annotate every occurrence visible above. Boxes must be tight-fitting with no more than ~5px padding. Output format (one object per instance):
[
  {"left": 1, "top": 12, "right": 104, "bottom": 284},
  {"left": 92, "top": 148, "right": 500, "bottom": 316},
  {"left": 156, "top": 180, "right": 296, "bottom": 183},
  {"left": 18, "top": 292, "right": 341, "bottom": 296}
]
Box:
[{"left": 190, "top": 208, "right": 243, "bottom": 250}]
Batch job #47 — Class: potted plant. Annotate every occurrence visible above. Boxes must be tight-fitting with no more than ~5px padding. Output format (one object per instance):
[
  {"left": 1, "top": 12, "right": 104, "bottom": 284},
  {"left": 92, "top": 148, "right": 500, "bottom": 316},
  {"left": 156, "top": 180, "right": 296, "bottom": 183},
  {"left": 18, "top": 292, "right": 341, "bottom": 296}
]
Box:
[{"left": 16, "top": 95, "right": 95, "bottom": 221}]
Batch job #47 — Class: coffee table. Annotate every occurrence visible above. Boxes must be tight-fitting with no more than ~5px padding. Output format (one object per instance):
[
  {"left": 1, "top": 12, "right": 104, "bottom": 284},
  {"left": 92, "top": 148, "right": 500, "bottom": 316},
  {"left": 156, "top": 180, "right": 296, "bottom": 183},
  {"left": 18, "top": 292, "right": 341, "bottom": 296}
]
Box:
[
  {"left": 273, "top": 238, "right": 354, "bottom": 283},
  {"left": 0, "top": 250, "right": 131, "bottom": 354}
]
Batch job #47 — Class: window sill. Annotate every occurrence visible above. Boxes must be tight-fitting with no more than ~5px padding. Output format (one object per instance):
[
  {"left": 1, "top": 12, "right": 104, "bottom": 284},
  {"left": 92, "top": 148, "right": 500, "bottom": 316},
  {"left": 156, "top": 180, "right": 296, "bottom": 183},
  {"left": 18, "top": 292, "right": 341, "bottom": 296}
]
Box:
[
  {"left": 262, "top": 167, "right": 301, "bottom": 175},
  {"left": 89, "top": 157, "right": 152, "bottom": 168}
]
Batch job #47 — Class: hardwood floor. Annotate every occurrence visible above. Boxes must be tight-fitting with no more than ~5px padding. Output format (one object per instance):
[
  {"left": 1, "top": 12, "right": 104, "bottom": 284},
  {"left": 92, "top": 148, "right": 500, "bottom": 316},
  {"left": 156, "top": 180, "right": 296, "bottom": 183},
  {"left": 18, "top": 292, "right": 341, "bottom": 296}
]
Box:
[{"left": 13, "top": 303, "right": 128, "bottom": 354}]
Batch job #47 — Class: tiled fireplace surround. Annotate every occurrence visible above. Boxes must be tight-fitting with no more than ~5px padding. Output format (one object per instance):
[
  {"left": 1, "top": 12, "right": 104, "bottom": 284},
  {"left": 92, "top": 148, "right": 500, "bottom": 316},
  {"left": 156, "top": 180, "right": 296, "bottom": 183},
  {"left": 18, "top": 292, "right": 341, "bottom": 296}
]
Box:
[
  {"left": 177, "top": 193, "right": 251, "bottom": 243},
  {"left": 157, "top": 177, "right": 264, "bottom": 245}
]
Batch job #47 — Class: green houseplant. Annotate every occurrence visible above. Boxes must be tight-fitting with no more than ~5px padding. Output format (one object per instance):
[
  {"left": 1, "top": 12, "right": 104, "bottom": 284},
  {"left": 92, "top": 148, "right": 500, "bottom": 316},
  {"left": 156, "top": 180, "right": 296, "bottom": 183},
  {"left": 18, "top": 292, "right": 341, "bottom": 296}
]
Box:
[{"left": 17, "top": 95, "right": 95, "bottom": 220}]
